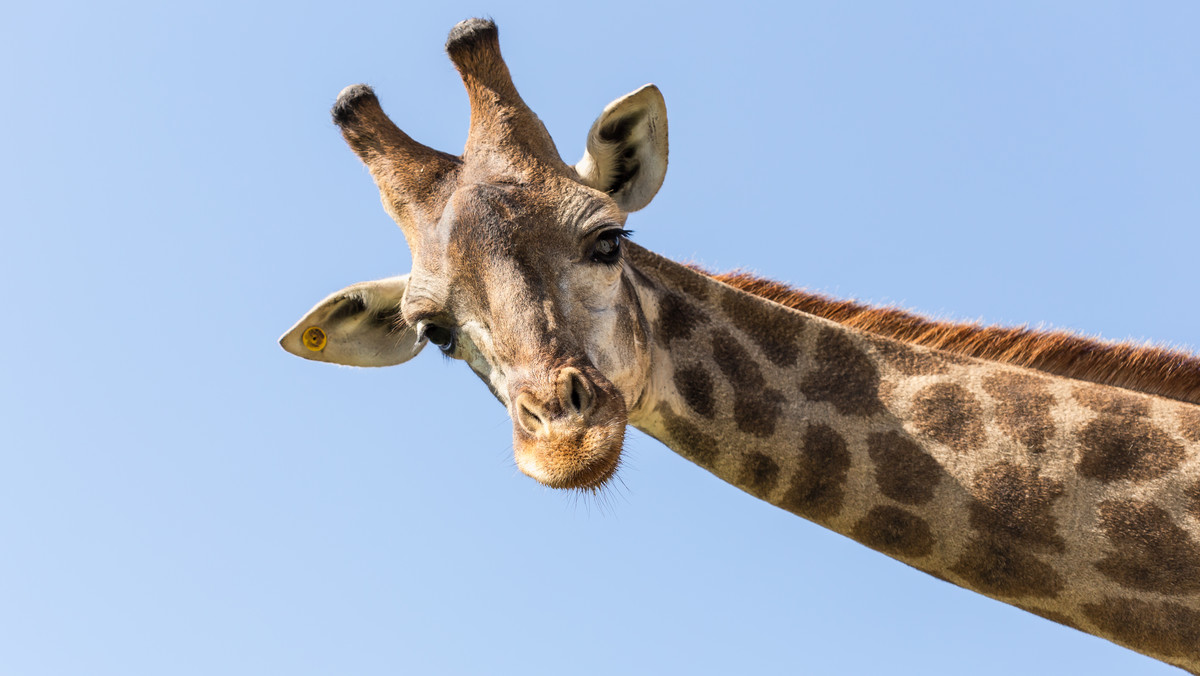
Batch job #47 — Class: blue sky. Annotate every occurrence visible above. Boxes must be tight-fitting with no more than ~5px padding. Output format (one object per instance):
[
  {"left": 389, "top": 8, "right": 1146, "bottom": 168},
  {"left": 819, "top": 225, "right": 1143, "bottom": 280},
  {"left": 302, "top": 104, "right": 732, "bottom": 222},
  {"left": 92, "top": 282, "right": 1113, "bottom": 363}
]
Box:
[{"left": 3, "top": 2, "right": 1198, "bottom": 674}]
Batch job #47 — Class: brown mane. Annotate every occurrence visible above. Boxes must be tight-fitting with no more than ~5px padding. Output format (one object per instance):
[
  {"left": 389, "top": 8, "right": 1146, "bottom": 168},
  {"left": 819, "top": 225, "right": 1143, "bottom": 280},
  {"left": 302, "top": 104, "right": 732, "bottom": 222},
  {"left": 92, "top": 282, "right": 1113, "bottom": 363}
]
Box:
[{"left": 704, "top": 269, "right": 1200, "bottom": 407}]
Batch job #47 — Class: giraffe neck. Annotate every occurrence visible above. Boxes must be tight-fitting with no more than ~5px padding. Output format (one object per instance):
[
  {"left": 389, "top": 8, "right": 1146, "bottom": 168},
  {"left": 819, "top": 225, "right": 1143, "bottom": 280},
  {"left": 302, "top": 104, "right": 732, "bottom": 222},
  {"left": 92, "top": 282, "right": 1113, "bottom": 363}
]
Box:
[{"left": 622, "top": 243, "right": 1200, "bottom": 673}]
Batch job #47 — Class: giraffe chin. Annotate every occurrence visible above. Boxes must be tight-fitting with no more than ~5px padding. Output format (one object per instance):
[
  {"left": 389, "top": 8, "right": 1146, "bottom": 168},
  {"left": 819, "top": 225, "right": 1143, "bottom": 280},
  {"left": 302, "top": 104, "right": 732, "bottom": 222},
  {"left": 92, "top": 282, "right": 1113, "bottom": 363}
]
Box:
[{"left": 511, "top": 399, "right": 627, "bottom": 491}]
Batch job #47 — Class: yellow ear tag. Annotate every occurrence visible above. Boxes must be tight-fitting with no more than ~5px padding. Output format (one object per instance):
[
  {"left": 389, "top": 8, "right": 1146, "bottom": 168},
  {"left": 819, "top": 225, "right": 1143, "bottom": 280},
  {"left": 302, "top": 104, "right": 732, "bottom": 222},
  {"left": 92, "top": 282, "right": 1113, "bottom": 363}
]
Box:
[{"left": 302, "top": 326, "right": 327, "bottom": 352}]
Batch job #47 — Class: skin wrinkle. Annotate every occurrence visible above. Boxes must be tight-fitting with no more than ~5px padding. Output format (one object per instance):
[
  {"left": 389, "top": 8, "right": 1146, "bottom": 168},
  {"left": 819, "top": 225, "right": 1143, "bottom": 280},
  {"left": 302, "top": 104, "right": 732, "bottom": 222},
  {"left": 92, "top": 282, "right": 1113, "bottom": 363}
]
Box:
[{"left": 619, "top": 271, "right": 654, "bottom": 414}]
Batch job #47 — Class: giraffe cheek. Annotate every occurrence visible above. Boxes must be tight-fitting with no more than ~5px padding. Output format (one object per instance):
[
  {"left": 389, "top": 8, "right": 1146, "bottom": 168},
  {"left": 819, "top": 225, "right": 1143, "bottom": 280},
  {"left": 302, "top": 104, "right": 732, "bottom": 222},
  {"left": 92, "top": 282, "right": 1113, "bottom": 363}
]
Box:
[
  {"left": 591, "top": 348, "right": 649, "bottom": 414},
  {"left": 589, "top": 304, "right": 651, "bottom": 413}
]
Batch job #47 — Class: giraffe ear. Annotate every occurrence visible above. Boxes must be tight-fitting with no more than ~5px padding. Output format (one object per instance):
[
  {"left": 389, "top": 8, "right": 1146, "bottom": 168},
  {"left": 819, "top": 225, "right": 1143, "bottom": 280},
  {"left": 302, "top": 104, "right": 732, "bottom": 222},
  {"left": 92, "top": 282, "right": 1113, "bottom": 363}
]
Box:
[
  {"left": 575, "top": 84, "right": 668, "bottom": 212},
  {"left": 279, "top": 274, "right": 426, "bottom": 367}
]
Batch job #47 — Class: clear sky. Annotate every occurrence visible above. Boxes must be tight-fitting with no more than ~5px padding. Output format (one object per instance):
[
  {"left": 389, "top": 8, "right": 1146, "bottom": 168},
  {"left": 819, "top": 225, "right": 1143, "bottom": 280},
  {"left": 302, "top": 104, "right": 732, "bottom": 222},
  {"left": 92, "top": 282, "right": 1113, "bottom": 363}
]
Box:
[{"left": 3, "top": 2, "right": 1198, "bottom": 674}]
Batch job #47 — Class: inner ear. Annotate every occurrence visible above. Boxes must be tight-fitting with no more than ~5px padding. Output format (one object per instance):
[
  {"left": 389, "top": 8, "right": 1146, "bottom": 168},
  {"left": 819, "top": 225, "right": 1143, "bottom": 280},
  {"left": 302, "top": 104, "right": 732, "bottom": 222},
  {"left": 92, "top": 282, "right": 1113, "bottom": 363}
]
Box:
[
  {"left": 597, "top": 111, "right": 647, "bottom": 196},
  {"left": 279, "top": 275, "right": 426, "bottom": 367},
  {"left": 575, "top": 84, "right": 668, "bottom": 213}
]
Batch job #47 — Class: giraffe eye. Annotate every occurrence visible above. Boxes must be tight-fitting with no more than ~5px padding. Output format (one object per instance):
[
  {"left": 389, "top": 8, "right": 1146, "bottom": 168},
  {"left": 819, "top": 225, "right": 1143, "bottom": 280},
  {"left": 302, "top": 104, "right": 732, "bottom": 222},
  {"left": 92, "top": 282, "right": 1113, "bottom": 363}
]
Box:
[
  {"left": 590, "top": 229, "right": 630, "bottom": 265},
  {"left": 420, "top": 323, "right": 456, "bottom": 354}
]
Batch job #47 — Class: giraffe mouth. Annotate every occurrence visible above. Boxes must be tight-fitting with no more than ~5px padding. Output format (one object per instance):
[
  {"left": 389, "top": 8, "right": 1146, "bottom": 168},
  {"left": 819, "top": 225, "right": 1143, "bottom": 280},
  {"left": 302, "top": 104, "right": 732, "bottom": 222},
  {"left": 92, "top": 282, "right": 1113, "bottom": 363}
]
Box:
[
  {"left": 508, "top": 365, "right": 628, "bottom": 490},
  {"left": 513, "top": 421, "right": 625, "bottom": 490}
]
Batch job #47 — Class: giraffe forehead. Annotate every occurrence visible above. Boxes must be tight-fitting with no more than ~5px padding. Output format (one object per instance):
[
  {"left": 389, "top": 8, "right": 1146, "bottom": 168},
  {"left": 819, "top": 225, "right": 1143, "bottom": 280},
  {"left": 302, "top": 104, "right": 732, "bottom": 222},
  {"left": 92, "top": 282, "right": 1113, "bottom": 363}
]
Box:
[
  {"left": 406, "top": 184, "right": 568, "bottom": 308},
  {"left": 418, "top": 181, "right": 616, "bottom": 283}
]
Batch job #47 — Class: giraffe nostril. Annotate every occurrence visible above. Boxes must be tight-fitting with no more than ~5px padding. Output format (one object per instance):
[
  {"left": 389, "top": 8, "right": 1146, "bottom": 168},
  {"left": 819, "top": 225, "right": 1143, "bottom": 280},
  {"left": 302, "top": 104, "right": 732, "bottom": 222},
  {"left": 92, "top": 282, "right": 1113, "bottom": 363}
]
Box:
[
  {"left": 516, "top": 394, "right": 550, "bottom": 436},
  {"left": 560, "top": 368, "right": 595, "bottom": 418}
]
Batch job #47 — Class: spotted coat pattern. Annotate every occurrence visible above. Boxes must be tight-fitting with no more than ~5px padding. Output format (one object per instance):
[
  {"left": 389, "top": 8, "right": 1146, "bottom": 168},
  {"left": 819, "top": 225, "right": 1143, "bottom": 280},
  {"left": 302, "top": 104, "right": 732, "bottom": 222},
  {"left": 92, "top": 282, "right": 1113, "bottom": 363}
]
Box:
[
  {"left": 305, "top": 19, "right": 1200, "bottom": 673},
  {"left": 625, "top": 244, "right": 1200, "bottom": 674}
]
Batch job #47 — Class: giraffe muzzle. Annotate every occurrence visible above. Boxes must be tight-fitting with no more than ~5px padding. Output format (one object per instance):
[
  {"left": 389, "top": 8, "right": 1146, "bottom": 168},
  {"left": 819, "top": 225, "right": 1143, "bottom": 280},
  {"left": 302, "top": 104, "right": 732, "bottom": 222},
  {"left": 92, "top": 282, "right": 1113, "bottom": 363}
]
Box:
[{"left": 509, "top": 365, "right": 627, "bottom": 490}]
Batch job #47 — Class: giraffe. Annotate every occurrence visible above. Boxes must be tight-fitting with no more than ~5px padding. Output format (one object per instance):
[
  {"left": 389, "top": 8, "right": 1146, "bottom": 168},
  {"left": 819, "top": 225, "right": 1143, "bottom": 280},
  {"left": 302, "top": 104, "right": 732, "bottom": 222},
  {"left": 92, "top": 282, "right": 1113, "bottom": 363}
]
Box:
[{"left": 280, "top": 19, "right": 1200, "bottom": 672}]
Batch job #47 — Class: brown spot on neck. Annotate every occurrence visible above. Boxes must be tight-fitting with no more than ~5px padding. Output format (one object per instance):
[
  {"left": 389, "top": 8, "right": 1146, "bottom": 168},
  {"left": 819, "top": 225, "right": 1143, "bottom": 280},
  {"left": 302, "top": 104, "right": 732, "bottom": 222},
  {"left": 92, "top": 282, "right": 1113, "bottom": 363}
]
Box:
[
  {"left": 800, "top": 327, "right": 885, "bottom": 417},
  {"left": 779, "top": 424, "right": 851, "bottom": 521},
  {"left": 869, "top": 338, "right": 949, "bottom": 376},
  {"left": 732, "top": 389, "right": 787, "bottom": 439},
  {"left": 673, "top": 363, "right": 715, "bottom": 419},
  {"left": 866, "top": 431, "right": 945, "bottom": 506},
  {"left": 1094, "top": 499, "right": 1200, "bottom": 595},
  {"left": 852, "top": 506, "right": 934, "bottom": 559},
  {"left": 1187, "top": 480, "right": 1200, "bottom": 522},
  {"left": 718, "top": 290, "right": 802, "bottom": 367},
  {"left": 1075, "top": 387, "right": 1184, "bottom": 483},
  {"left": 711, "top": 329, "right": 785, "bottom": 437},
  {"left": 950, "top": 537, "right": 1064, "bottom": 600},
  {"left": 949, "top": 461, "right": 1068, "bottom": 601},
  {"left": 911, "top": 383, "right": 984, "bottom": 451},
  {"left": 738, "top": 452, "right": 780, "bottom": 498},
  {"left": 968, "top": 462, "right": 1065, "bottom": 554},
  {"left": 983, "top": 371, "right": 1056, "bottom": 453},
  {"left": 655, "top": 292, "right": 707, "bottom": 344},
  {"left": 658, "top": 406, "right": 719, "bottom": 467},
  {"left": 1075, "top": 386, "right": 1151, "bottom": 418},
  {"left": 712, "top": 329, "right": 764, "bottom": 390},
  {"left": 1082, "top": 598, "right": 1200, "bottom": 661}
]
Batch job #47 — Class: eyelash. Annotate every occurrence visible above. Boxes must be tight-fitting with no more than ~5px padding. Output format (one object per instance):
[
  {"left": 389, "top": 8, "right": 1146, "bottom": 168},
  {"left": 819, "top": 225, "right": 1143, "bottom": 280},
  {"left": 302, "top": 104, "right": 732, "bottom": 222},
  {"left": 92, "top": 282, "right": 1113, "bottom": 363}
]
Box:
[
  {"left": 591, "top": 228, "right": 632, "bottom": 265},
  {"left": 418, "top": 322, "right": 457, "bottom": 354}
]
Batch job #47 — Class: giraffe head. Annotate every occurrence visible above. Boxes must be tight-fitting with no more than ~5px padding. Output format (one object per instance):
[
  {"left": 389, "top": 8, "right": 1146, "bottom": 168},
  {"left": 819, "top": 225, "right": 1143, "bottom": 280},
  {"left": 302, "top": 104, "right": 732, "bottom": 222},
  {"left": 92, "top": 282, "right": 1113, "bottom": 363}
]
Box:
[{"left": 280, "top": 19, "right": 668, "bottom": 490}]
